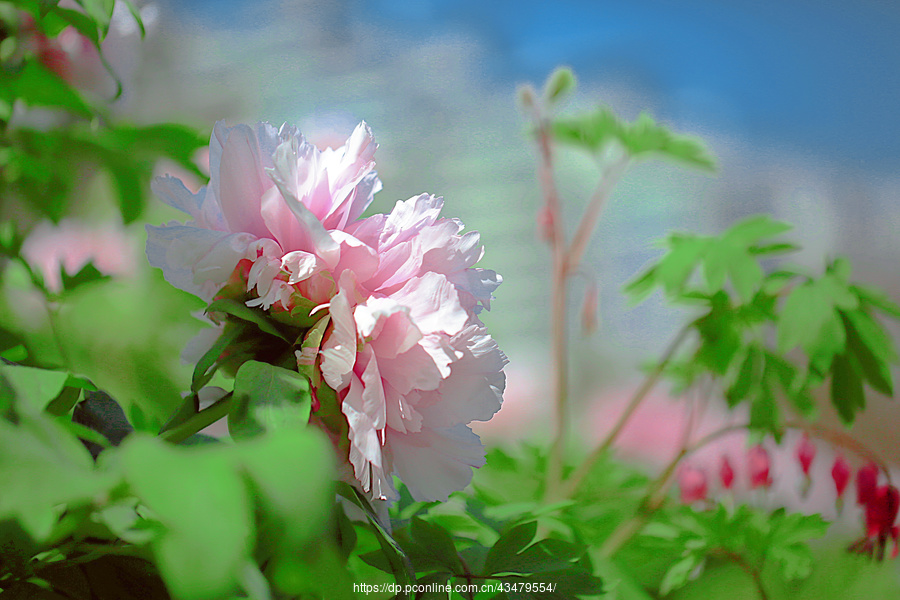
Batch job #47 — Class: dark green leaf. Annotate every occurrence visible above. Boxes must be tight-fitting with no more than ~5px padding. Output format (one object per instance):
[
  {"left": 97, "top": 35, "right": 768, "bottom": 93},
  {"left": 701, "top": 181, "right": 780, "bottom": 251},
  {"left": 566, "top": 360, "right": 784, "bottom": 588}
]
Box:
[
  {"left": 191, "top": 322, "right": 245, "bottom": 393},
  {"left": 830, "top": 353, "right": 865, "bottom": 424},
  {"left": 207, "top": 298, "right": 290, "bottom": 342},
  {"left": 410, "top": 517, "right": 464, "bottom": 573},
  {"left": 485, "top": 521, "right": 538, "bottom": 575},
  {"left": 842, "top": 310, "right": 894, "bottom": 396}
]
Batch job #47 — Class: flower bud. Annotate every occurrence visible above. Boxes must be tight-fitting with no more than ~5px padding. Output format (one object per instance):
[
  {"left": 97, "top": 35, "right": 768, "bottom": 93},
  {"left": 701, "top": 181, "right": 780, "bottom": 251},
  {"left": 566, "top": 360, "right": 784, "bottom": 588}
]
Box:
[
  {"left": 831, "top": 455, "right": 851, "bottom": 499},
  {"left": 719, "top": 455, "right": 735, "bottom": 490},
  {"left": 678, "top": 464, "right": 708, "bottom": 504},
  {"left": 795, "top": 433, "right": 816, "bottom": 477},
  {"left": 857, "top": 462, "right": 880, "bottom": 506},
  {"left": 748, "top": 445, "right": 772, "bottom": 489}
]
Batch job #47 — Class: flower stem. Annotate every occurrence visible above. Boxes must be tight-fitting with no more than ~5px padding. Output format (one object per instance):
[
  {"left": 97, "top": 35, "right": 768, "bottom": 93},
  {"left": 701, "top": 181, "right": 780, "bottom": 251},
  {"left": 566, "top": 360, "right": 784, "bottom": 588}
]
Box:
[
  {"left": 560, "top": 324, "right": 691, "bottom": 498},
  {"left": 159, "top": 392, "right": 234, "bottom": 443}
]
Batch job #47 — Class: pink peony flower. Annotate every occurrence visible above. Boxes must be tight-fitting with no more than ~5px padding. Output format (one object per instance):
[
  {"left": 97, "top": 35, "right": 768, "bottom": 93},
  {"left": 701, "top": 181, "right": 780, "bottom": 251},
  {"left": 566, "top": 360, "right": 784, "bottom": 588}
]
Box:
[
  {"left": 22, "top": 219, "right": 136, "bottom": 293},
  {"left": 146, "top": 121, "right": 505, "bottom": 502}
]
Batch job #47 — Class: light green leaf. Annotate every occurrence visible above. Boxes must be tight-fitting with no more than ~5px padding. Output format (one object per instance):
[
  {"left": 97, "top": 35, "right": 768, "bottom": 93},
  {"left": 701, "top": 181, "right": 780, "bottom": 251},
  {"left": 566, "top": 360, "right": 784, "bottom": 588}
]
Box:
[
  {"left": 229, "top": 361, "right": 311, "bottom": 439},
  {"left": 120, "top": 435, "right": 253, "bottom": 600},
  {"left": 0, "top": 365, "right": 69, "bottom": 413},
  {"left": 660, "top": 554, "right": 701, "bottom": 596},
  {"left": 0, "top": 415, "right": 111, "bottom": 540}
]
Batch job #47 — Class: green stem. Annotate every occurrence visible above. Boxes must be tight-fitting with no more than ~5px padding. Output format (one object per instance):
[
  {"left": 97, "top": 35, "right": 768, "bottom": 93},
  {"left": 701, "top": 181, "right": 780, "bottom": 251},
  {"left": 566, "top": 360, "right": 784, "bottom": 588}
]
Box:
[
  {"left": 159, "top": 392, "right": 234, "bottom": 443},
  {"left": 560, "top": 325, "right": 691, "bottom": 498}
]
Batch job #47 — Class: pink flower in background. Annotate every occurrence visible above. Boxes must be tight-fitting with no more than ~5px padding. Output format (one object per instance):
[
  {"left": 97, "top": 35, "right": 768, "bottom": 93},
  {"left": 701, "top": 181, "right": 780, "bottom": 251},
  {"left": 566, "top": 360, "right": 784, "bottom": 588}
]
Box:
[
  {"left": 678, "top": 464, "right": 708, "bottom": 504},
  {"left": 147, "top": 120, "right": 505, "bottom": 501},
  {"left": 22, "top": 219, "right": 136, "bottom": 293},
  {"left": 748, "top": 445, "right": 772, "bottom": 489}
]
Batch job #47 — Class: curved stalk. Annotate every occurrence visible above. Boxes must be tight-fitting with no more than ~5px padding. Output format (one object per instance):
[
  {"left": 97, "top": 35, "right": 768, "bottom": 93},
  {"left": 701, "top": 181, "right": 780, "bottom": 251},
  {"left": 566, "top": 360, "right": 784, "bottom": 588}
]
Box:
[{"left": 560, "top": 325, "right": 691, "bottom": 498}]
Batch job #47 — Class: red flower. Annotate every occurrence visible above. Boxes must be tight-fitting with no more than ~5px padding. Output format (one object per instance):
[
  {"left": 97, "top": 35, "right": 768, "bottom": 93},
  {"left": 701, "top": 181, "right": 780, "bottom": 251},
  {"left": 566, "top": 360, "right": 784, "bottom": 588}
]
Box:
[
  {"left": 678, "top": 465, "right": 708, "bottom": 504},
  {"left": 795, "top": 433, "right": 816, "bottom": 477},
  {"left": 856, "top": 462, "right": 880, "bottom": 506},
  {"left": 865, "top": 485, "right": 900, "bottom": 539},
  {"left": 831, "top": 455, "right": 851, "bottom": 499},
  {"left": 719, "top": 455, "right": 735, "bottom": 490},
  {"left": 748, "top": 445, "right": 772, "bottom": 489}
]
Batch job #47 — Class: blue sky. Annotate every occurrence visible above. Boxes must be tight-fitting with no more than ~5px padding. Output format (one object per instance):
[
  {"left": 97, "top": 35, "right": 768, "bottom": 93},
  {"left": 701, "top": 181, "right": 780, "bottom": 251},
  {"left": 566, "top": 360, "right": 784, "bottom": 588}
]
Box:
[{"left": 353, "top": 0, "right": 900, "bottom": 171}]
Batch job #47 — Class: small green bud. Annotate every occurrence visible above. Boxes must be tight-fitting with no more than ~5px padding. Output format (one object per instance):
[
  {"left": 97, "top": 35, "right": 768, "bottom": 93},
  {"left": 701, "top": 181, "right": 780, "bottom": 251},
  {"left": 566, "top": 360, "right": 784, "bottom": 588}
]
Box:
[
  {"left": 542, "top": 67, "right": 576, "bottom": 105},
  {"left": 516, "top": 83, "right": 537, "bottom": 112}
]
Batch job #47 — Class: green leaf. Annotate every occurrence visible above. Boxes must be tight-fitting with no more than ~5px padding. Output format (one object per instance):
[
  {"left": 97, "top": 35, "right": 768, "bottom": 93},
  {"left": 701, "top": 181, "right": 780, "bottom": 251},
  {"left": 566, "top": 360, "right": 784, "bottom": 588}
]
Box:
[
  {"left": 485, "top": 521, "right": 538, "bottom": 575},
  {"left": 622, "top": 265, "right": 659, "bottom": 305},
  {"left": 228, "top": 360, "right": 311, "bottom": 439},
  {"left": 727, "top": 252, "right": 764, "bottom": 304},
  {"left": 777, "top": 282, "right": 831, "bottom": 353},
  {"left": 842, "top": 310, "right": 894, "bottom": 396},
  {"left": 656, "top": 234, "right": 709, "bottom": 296},
  {"left": 207, "top": 298, "right": 290, "bottom": 342},
  {"left": 77, "top": 0, "right": 116, "bottom": 37},
  {"left": 410, "top": 517, "right": 464, "bottom": 573},
  {"left": 726, "top": 346, "right": 761, "bottom": 407},
  {"left": 830, "top": 353, "right": 865, "bottom": 424},
  {"left": 237, "top": 426, "right": 333, "bottom": 550},
  {"left": 0, "top": 364, "right": 69, "bottom": 413},
  {"left": 0, "top": 414, "right": 111, "bottom": 540},
  {"left": 852, "top": 284, "right": 900, "bottom": 318},
  {"left": 659, "top": 554, "right": 701, "bottom": 596},
  {"left": 8, "top": 61, "right": 94, "bottom": 117},
  {"left": 191, "top": 322, "right": 245, "bottom": 393},
  {"left": 721, "top": 215, "right": 792, "bottom": 247},
  {"left": 59, "top": 261, "right": 110, "bottom": 293},
  {"left": 120, "top": 435, "right": 253, "bottom": 600}
]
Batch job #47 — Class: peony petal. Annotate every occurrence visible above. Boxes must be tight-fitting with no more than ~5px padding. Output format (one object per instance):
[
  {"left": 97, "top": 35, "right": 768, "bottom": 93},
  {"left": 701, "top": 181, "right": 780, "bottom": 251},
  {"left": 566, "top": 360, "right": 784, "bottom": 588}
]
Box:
[
  {"left": 213, "top": 123, "right": 275, "bottom": 239},
  {"left": 386, "top": 424, "right": 486, "bottom": 502},
  {"left": 391, "top": 272, "right": 468, "bottom": 336},
  {"left": 320, "top": 287, "right": 358, "bottom": 391},
  {"left": 146, "top": 224, "right": 255, "bottom": 300}
]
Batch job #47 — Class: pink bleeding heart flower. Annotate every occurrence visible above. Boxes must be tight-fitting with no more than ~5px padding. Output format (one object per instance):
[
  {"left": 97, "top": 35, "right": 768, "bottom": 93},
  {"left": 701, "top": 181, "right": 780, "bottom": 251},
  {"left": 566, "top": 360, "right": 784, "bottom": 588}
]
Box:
[
  {"left": 719, "top": 455, "right": 735, "bottom": 490},
  {"left": 857, "top": 462, "right": 880, "bottom": 506},
  {"left": 831, "top": 455, "right": 851, "bottom": 500},
  {"left": 795, "top": 433, "right": 816, "bottom": 477},
  {"left": 146, "top": 121, "right": 505, "bottom": 502},
  {"left": 747, "top": 445, "right": 772, "bottom": 489},
  {"left": 678, "top": 464, "right": 708, "bottom": 504}
]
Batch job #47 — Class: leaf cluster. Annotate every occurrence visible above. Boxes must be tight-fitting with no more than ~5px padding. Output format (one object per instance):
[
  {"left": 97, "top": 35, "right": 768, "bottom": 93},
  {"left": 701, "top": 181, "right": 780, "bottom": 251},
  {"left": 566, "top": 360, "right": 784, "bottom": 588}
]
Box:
[
  {"left": 0, "top": 1, "right": 207, "bottom": 224},
  {"left": 642, "top": 504, "right": 828, "bottom": 596},
  {"left": 0, "top": 362, "right": 338, "bottom": 600},
  {"left": 550, "top": 107, "right": 715, "bottom": 171},
  {"left": 624, "top": 215, "right": 900, "bottom": 433}
]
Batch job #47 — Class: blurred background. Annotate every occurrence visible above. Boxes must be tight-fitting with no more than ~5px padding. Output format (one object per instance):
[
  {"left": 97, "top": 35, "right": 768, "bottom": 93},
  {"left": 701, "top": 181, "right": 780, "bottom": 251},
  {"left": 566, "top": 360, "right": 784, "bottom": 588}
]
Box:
[
  {"left": 9, "top": 0, "right": 900, "bottom": 460},
  {"left": 128, "top": 0, "right": 900, "bottom": 448}
]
